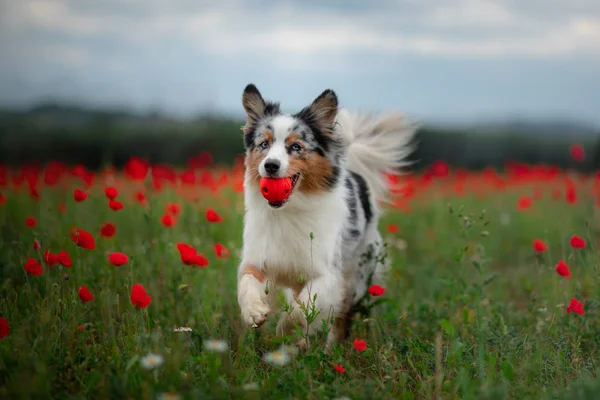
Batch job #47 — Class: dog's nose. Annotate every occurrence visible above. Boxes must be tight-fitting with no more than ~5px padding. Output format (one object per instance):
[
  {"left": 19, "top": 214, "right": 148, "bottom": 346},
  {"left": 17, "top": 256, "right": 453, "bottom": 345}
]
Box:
[{"left": 264, "top": 159, "right": 280, "bottom": 175}]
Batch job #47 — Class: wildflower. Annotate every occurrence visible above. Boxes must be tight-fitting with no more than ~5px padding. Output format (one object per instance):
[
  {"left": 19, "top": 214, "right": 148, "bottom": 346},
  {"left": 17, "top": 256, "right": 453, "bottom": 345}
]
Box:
[
  {"left": 24, "top": 258, "right": 43, "bottom": 276},
  {"left": 368, "top": 284, "right": 385, "bottom": 297},
  {"left": 78, "top": 286, "right": 93, "bottom": 302},
  {"left": 33, "top": 240, "right": 41, "bottom": 250},
  {"left": 166, "top": 203, "right": 181, "bottom": 216},
  {"left": 570, "top": 143, "right": 584, "bottom": 162},
  {"left": 569, "top": 235, "right": 586, "bottom": 249},
  {"left": 242, "top": 382, "right": 260, "bottom": 391},
  {"left": 0, "top": 317, "right": 9, "bottom": 339},
  {"left": 72, "top": 228, "right": 96, "bottom": 250},
  {"left": 176, "top": 243, "right": 209, "bottom": 267},
  {"left": 173, "top": 326, "right": 192, "bottom": 332},
  {"left": 161, "top": 213, "right": 176, "bottom": 227},
  {"left": 58, "top": 202, "right": 67, "bottom": 214},
  {"left": 387, "top": 224, "right": 399, "bottom": 234},
  {"left": 57, "top": 250, "right": 72, "bottom": 268},
  {"left": 262, "top": 349, "right": 292, "bottom": 367},
  {"left": 131, "top": 283, "right": 152, "bottom": 308},
  {"left": 533, "top": 239, "right": 547, "bottom": 253},
  {"left": 100, "top": 222, "right": 116, "bottom": 238},
  {"left": 25, "top": 216, "right": 37, "bottom": 228},
  {"left": 353, "top": 338, "right": 367, "bottom": 351},
  {"left": 566, "top": 298, "right": 584, "bottom": 315},
  {"left": 214, "top": 243, "right": 230, "bottom": 258},
  {"left": 139, "top": 353, "right": 164, "bottom": 370},
  {"left": 73, "top": 188, "right": 88, "bottom": 202},
  {"left": 555, "top": 260, "right": 570, "bottom": 279},
  {"left": 109, "top": 252, "right": 129, "bottom": 266},
  {"left": 124, "top": 157, "right": 149, "bottom": 181},
  {"left": 104, "top": 186, "right": 118, "bottom": 200},
  {"left": 135, "top": 191, "right": 147, "bottom": 205},
  {"left": 203, "top": 339, "right": 229, "bottom": 353},
  {"left": 108, "top": 199, "right": 124, "bottom": 211},
  {"left": 206, "top": 209, "right": 222, "bottom": 222},
  {"left": 517, "top": 196, "right": 532, "bottom": 210},
  {"left": 43, "top": 250, "right": 59, "bottom": 266},
  {"left": 333, "top": 364, "right": 346, "bottom": 374}
]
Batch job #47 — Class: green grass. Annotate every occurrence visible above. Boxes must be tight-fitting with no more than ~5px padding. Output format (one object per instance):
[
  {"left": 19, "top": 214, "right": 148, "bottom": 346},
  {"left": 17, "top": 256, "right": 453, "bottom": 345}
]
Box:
[{"left": 1, "top": 171, "right": 599, "bottom": 400}]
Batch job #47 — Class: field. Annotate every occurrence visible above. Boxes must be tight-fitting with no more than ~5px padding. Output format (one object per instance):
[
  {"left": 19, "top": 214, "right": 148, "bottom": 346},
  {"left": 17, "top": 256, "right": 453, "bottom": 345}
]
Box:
[{"left": 1, "top": 156, "right": 600, "bottom": 400}]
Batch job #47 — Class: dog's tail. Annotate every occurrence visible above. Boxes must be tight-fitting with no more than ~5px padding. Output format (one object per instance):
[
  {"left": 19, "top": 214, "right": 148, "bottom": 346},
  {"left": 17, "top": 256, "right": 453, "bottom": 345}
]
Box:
[{"left": 337, "top": 108, "right": 418, "bottom": 203}]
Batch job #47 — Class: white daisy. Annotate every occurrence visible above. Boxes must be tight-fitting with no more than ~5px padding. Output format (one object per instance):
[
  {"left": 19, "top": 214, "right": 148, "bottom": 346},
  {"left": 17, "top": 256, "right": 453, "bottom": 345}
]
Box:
[
  {"left": 242, "top": 382, "right": 260, "bottom": 391},
  {"left": 262, "top": 349, "right": 291, "bottom": 367},
  {"left": 203, "top": 339, "right": 229, "bottom": 353},
  {"left": 139, "top": 353, "right": 164, "bottom": 370}
]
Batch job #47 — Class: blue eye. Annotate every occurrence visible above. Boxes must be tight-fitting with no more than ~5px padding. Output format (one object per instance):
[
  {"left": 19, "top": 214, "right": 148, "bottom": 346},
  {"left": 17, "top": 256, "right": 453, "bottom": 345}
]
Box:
[
  {"left": 290, "top": 143, "right": 302, "bottom": 152},
  {"left": 260, "top": 140, "right": 269, "bottom": 149}
]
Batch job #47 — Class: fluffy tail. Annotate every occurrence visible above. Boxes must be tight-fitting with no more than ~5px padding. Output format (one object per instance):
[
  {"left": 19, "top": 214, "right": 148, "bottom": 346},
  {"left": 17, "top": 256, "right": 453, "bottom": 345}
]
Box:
[{"left": 337, "top": 108, "right": 419, "bottom": 203}]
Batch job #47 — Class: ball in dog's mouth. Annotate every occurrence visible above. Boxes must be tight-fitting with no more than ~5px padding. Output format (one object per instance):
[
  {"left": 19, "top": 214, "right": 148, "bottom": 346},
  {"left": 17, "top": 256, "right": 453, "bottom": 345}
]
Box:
[{"left": 260, "top": 173, "right": 300, "bottom": 208}]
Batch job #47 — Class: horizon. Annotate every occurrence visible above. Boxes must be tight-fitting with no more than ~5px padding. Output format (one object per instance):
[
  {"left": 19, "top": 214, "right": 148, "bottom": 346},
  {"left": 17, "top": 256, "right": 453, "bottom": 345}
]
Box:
[{"left": 1, "top": 1, "right": 599, "bottom": 126}]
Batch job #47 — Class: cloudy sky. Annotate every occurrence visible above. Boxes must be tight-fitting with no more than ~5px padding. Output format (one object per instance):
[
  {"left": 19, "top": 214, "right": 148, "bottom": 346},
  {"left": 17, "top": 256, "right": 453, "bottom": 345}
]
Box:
[{"left": 1, "top": 0, "right": 599, "bottom": 125}]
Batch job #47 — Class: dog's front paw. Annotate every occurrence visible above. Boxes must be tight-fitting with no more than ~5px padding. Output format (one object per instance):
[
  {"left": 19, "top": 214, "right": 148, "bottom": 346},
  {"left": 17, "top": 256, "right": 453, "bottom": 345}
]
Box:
[{"left": 240, "top": 299, "right": 270, "bottom": 328}]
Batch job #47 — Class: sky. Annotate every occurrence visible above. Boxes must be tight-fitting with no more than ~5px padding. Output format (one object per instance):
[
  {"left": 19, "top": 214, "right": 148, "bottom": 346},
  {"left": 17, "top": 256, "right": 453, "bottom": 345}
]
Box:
[{"left": 1, "top": 0, "right": 599, "bottom": 126}]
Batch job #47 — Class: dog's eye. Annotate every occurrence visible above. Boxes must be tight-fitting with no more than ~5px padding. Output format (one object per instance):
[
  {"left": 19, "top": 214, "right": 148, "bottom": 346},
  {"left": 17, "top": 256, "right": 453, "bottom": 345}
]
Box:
[
  {"left": 259, "top": 140, "right": 269, "bottom": 149},
  {"left": 290, "top": 143, "right": 302, "bottom": 152}
]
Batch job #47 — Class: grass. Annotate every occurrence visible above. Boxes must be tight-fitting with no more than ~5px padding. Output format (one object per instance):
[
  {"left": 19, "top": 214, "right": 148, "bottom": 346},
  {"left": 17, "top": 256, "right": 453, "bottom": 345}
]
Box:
[{"left": 0, "top": 162, "right": 600, "bottom": 400}]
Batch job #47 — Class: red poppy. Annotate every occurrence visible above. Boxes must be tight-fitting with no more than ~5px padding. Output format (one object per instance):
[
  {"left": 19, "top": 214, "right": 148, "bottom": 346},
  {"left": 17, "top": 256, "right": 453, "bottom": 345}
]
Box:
[
  {"left": 0, "top": 317, "right": 9, "bottom": 339},
  {"left": 43, "top": 250, "right": 59, "bottom": 266},
  {"left": 124, "top": 157, "right": 149, "bottom": 181},
  {"left": 214, "top": 243, "right": 230, "bottom": 258},
  {"left": 517, "top": 196, "right": 532, "bottom": 210},
  {"left": 78, "top": 286, "right": 93, "bottom": 302},
  {"left": 176, "top": 243, "right": 209, "bottom": 267},
  {"left": 104, "top": 186, "right": 119, "bottom": 200},
  {"left": 58, "top": 202, "right": 67, "bottom": 214},
  {"left": 533, "top": 239, "right": 547, "bottom": 253},
  {"left": 368, "top": 284, "right": 385, "bottom": 297},
  {"left": 108, "top": 199, "right": 124, "bottom": 211},
  {"left": 135, "top": 191, "right": 147, "bottom": 205},
  {"left": 25, "top": 216, "right": 36, "bottom": 228},
  {"left": 206, "top": 209, "right": 222, "bottom": 222},
  {"left": 73, "top": 188, "right": 88, "bottom": 202},
  {"left": 71, "top": 228, "right": 96, "bottom": 250},
  {"left": 57, "top": 250, "right": 72, "bottom": 268},
  {"left": 161, "top": 213, "right": 176, "bottom": 227},
  {"left": 387, "top": 224, "right": 399, "bottom": 234},
  {"left": 109, "top": 252, "right": 129, "bottom": 266},
  {"left": 555, "top": 260, "right": 570, "bottom": 279},
  {"left": 569, "top": 235, "right": 586, "bottom": 249},
  {"left": 353, "top": 338, "right": 367, "bottom": 351},
  {"left": 130, "top": 283, "right": 152, "bottom": 308},
  {"left": 0, "top": 193, "right": 5, "bottom": 205},
  {"left": 569, "top": 144, "right": 584, "bottom": 162},
  {"left": 166, "top": 202, "right": 181, "bottom": 216},
  {"left": 100, "top": 222, "right": 116, "bottom": 238},
  {"left": 24, "top": 258, "right": 43, "bottom": 276},
  {"left": 566, "top": 297, "right": 584, "bottom": 315},
  {"left": 333, "top": 364, "right": 346, "bottom": 374},
  {"left": 33, "top": 240, "right": 41, "bottom": 250}
]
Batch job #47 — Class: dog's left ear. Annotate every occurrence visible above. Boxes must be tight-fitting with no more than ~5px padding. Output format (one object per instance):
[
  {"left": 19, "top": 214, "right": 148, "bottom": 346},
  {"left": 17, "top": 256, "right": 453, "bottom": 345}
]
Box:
[
  {"left": 242, "top": 84, "right": 266, "bottom": 124},
  {"left": 307, "top": 89, "right": 338, "bottom": 135}
]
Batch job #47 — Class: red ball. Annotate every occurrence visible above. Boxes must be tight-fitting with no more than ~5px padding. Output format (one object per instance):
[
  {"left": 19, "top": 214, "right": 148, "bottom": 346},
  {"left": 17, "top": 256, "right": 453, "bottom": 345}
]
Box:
[{"left": 260, "top": 177, "right": 293, "bottom": 202}]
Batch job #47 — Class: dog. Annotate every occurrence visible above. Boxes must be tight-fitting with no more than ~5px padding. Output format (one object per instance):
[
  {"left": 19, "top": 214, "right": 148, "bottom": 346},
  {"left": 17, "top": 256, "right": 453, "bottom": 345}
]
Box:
[{"left": 236, "top": 83, "right": 417, "bottom": 351}]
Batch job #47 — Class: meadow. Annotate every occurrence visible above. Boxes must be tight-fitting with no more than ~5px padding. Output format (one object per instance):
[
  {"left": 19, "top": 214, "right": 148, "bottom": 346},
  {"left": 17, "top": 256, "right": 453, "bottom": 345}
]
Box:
[{"left": 0, "top": 153, "right": 599, "bottom": 400}]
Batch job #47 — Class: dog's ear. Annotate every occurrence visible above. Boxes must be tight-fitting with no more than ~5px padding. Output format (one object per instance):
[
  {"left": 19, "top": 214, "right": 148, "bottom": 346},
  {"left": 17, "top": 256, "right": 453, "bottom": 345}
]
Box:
[
  {"left": 242, "top": 84, "right": 266, "bottom": 123},
  {"left": 307, "top": 89, "right": 338, "bottom": 135}
]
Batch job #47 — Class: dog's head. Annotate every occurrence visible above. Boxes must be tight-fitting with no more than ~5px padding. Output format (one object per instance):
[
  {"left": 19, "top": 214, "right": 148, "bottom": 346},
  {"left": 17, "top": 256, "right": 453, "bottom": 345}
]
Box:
[{"left": 241, "top": 84, "right": 346, "bottom": 209}]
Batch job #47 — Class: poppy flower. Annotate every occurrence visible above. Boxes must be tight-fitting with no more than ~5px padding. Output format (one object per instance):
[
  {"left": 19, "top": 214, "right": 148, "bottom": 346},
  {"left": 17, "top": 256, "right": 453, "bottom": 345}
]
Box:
[
  {"left": 130, "top": 283, "right": 152, "bottom": 308},
  {"left": 124, "top": 157, "right": 149, "bottom": 181},
  {"left": 368, "top": 284, "right": 385, "bottom": 297},
  {"left": 78, "top": 286, "right": 93, "bottom": 302},
  {"left": 387, "top": 224, "right": 399, "bottom": 234},
  {"left": 33, "top": 240, "right": 41, "bottom": 250},
  {"left": 71, "top": 228, "right": 96, "bottom": 250},
  {"left": 555, "top": 260, "right": 570, "bottom": 279},
  {"left": 214, "top": 243, "right": 230, "bottom": 258},
  {"left": 176, "top": 243, "right": 209, "bottom": 267},
  {"left": 0, "top": 193, "right": 5, "bottom": 205},
  {"left": 517, "top": 196, "right": 532, "bottom": 210},
  {"left": 353, "top": 338, "right": 367, "bottom": 351},
  {"left": 161, "top": 213, "right": 176, "bottom": 227},
  {"left": 73, "top": 188, "right": 88, "bottom": 202},
  {"left": 58, "top": 202, "right": 67, "bottom": 214},
  {"left": 25, "top": 216, "right": 36, "bottom": 228},
  {"left": 566, "top": 297, "right": 584, "bottom": 315},
  {"left": 333, "top": 364, "right": 346, "bottom": 374},
  {"left": 109, "top": 252, "right": 129, "bottom": 266},
  {"left": 135, "top": 191, "right": 147, "bottom": 205},
  {"left": 569, "top": 235, "right": 586, "bottom": 249},
  {"left": 100, "top": 222, "right": 116, "bottom": 238},
  {"left": 24, "top": 258, "right": 43, "bottom": 276},
  {"left": 570, "top": 143, "right": 584, "bottom": 162},
  {"left": 57, "top": 250, "right": 72, "bottom": 268},
  {"left": 104, "top": 186, "right": 118, "bottom": 200},
  {"left": 0, "top": 317, "right": 9, "bottom": 339},
  {"left": 533, "top": 239, "right": 547, "bottom": 253},
  {"left": 166, "top": 203, "right": 181, "bottom": 216},
  {"left": 206, "top": 209, "right": 222, "bottom": 222},
  {"left": 108, "top": 199, "right": 123, "bottom": 211},
  {"left": 43, "top": 250, "right": 59, "bottom": 266}
]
